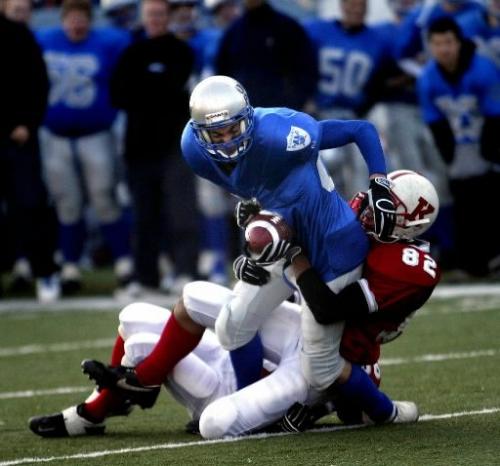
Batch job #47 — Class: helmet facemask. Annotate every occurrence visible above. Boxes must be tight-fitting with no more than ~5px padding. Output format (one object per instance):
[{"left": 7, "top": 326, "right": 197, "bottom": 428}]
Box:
[{"left": 191, "top": 106, "right": 254, "bottom": 163}]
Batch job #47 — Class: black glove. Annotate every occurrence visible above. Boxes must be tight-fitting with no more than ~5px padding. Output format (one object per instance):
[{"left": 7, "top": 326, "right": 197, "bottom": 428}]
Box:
[
  {"left": 280, "top": 402, "right": 317, "bottom": 433},
  {"left": 367, "top": 177, "right": 396, "bottom": 242},
  {"left": 251, "top": 239, "right": 294, "bottom": 265},
  {"left": 233, "top": 255, "right": 270, "bottom": 286},
  {"left": 235, "top": 198, "right": 261, "bottom": 229}
]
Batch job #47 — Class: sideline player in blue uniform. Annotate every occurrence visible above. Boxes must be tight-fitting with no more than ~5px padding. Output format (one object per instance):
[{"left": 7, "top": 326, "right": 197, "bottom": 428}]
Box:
[
  {"left": 181, "top": 75, "right": 400, "bottom": 424},
  {"left": 418, "top": 16, "right": 500, "bottom": 275},
  {"left": 36, "top": 0, "right": 133, "bottom": 293}
]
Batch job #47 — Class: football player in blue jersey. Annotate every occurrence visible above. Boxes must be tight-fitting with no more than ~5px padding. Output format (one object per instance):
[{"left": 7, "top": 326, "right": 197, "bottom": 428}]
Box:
[
  {"left": 418, "top": 16, "right": 500, "bottom": 276},
  {"left": 179, "top": 75, "right": 400, "bottom": 424},
  {"left": 36, "top": 0, "right": 133, "bottom": 293},
  {"left": 305, "top": 0, "right": 394, "bottom": 197}
]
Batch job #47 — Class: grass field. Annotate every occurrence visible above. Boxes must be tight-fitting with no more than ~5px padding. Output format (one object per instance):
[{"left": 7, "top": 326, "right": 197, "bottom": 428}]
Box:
[{"left": 1, "top": 290, "right": 499, "bottom": 465}]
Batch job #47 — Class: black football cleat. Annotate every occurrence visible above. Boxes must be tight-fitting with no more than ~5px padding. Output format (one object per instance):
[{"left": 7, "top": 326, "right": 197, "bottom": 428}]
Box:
[
  {"left": 29, "top": 405, "right": 105, "bottom": 438},
  {"left": 81, "top": 359, "right": 161, "bottom": 409}
]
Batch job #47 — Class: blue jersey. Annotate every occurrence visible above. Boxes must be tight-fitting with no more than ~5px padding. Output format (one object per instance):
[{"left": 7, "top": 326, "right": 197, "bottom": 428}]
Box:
[
  {"left": 305, "top": 20, "right": 392, "bottom": 113},
  {"left": 36, "top": 27, "right": 129, "bottom": 136},
  {"left": 418, "top": 54, "right": 500, "bottom": 145},
  {"left": 459, "top": 10, "right": 500, "bottom": 68},
  {"left": 182, "top": 108, "right": 370, "bottom": 281},
  {"left": 395, "top": 2, "right": 486, "bottom": 59}
]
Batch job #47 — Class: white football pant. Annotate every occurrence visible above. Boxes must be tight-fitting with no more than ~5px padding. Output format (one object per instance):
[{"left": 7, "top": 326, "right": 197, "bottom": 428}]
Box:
[
  {"left": 119, "top": 281, "right": 315, "bottom": 438},
  {"left": 39, "top": 128, "right": 122, "bottom": 224}
]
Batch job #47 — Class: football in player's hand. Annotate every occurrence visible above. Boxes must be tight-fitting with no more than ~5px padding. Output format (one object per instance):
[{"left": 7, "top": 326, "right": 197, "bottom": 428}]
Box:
[{"left": 244, "top": 211, "right": 293, "bottom": 262}]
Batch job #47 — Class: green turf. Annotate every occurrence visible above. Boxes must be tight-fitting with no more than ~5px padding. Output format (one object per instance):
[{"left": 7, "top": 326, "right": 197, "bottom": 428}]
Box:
[{"left": 0, "top": 295, "right": 499, "bottom": 465}]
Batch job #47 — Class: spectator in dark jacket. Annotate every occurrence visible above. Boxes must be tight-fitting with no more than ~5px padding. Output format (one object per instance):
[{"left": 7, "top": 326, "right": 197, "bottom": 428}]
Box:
[
  {"left": 0, "top": 14, "right": 59, "bottom": 302},
  {"left": 111, "top": 0, "right": 199, "bottom": 296},
  {"left": 215, "top": 0, "right": 317, "bottom": 110}
]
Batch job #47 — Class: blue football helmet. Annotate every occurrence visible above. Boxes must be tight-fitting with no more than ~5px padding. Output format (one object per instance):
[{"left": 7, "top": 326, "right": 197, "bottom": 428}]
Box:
[{"left": 189, "top": 75, "right": 254, "bottom": 163}]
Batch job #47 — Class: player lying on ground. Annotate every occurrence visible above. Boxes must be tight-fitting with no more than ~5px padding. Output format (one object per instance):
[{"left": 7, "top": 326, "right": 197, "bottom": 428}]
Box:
[
  {"left": 29, "top": 171, "right": 439, "bottom": 437},
  {"left": 29, "top": 279, "right": 415, "bottom": 439}
]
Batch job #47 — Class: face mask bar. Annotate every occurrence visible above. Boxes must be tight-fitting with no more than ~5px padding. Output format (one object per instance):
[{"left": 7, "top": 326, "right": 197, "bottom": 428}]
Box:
[{"left": 191, "top": 106, "right": 254, "bottom": 163}]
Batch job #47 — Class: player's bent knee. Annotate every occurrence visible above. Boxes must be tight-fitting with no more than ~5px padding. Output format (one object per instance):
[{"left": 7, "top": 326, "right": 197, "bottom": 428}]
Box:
[
  {"left": 215, "top": 303, "right": 253, "bottom": 351},
  {"left": 199, "top": 398, "right": 238, "bottom": 439},
  {"left": 119, "top": 303, "right": 170, "bottom": 340},
  {"left": 123, "top": 332, "right": 160, "bottom": 366},
  {"left": 301, "top": 353, "right": 346, "bottom": 391}
]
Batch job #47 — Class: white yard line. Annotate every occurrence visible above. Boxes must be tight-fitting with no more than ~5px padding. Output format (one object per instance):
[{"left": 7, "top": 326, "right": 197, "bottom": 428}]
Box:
[
  {"left": 1, "top": 348, "right": 497, "bottom": 400},
  {"left": 0, "top": 387, "right": 89, "bottom": 400},
  {"left": 431, "top": 284, "right": 500, "bottom": 299},
  {"left": 381, "top": 349, "right": 498, "bottom": 365},
  {"left": 0, "top": 407, "right": 499, "bottom": 466},
  {"left": 0, "top": 339, "right": 115, "bottom": 357}
]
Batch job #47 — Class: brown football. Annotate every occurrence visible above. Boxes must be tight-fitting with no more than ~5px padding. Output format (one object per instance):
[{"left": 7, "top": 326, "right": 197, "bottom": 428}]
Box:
[{"left": 244, "top": 211, "right": 293, "bottom": 259}]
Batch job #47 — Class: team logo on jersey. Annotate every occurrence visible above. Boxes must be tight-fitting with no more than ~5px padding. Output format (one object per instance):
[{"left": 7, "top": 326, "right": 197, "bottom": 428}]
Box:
[
  {"left": 407, "top": 197, "right": 435, "bottom": 220},
  {"left": 286, "top": 126, "right": 311, "bottom": 151}
]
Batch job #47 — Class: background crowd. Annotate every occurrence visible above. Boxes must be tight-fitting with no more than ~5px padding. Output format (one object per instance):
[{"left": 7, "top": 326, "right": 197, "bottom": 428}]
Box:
[{"left": 1, "top": 0, "right": 499, "bottom": 303}]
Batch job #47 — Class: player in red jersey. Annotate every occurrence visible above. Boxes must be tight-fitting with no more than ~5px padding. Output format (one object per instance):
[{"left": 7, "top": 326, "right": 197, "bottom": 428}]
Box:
[{"left": 278, "top": 169, "right": 441, "bottom": 430}]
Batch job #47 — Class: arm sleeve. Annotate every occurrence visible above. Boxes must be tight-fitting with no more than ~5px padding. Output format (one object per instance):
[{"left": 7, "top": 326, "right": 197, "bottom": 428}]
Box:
[
  {"left": 296, "top": 268, "right": 376, "bottom": 324},
  {"left": 318, "top": 119, "right": 387, "bottom": 175}
]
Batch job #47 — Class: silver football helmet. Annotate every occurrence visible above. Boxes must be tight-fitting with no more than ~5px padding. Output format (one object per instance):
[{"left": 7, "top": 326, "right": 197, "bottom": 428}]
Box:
[
  {"left": 352, "top": 170, "right": 439, "bottom": 241},
  {"left": 189, "top": 75, "right": 254, "bottom": 163}
]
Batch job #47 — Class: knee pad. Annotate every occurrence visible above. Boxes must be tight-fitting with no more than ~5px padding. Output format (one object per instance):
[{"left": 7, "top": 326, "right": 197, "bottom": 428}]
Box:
[
  {"left": 124, "top": 332, "right": 159, "bottom": 366},
  {"left": 300, "top": 349, "right": 346, "bottom": 391},
  {"left": 119, "top": 303, "right": 170, "bottom": 340},
  {"left": 199, "top": 398, "right": 238, "bottom": 439},
  {"left": 215, "top": 303, "right": 254, "bottom": 351}
]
